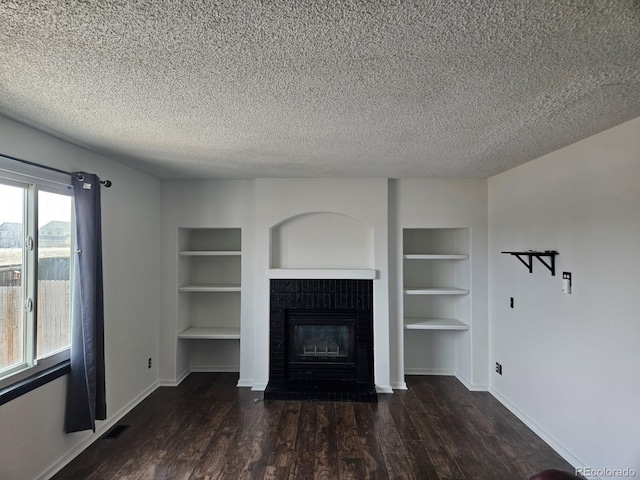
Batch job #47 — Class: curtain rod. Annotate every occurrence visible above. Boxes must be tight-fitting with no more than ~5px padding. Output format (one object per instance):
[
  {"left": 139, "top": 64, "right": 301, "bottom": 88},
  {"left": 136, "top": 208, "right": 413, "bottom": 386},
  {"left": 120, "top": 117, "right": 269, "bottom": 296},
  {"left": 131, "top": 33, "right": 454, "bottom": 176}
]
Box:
[{"left": 0, "top": 152, "right": 112, "bottom": 187}]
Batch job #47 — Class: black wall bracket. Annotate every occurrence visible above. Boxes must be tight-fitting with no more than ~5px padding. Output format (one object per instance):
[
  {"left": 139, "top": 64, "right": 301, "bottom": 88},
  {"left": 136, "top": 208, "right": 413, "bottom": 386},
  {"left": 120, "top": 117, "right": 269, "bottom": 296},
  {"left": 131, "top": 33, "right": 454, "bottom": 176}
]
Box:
[{"left": 501, "top": 250, "right": 558, "bottom": 276}]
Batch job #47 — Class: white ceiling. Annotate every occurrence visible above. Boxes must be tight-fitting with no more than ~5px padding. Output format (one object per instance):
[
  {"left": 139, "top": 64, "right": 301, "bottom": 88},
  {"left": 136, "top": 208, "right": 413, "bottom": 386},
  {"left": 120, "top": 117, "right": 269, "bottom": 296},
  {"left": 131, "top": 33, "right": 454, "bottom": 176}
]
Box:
[{"left": 1, "top": 1, "right": 639, "bottom": 179}]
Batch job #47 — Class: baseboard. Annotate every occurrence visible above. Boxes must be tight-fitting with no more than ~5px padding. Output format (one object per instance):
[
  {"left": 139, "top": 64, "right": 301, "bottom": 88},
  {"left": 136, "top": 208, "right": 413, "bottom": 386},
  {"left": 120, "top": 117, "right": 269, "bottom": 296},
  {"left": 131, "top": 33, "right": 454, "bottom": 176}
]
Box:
[
  {"left": 36, "top": 381, "right": 159, "bottom": 480},
  {"left": 177, "top": 368, "right": 191, "bottom": 385},
  {"left": 489, "top": 386, "right": 589, "bottom": 475},
  {"left": 404, "top": 368, "right": 455, "bottom": 376},
  {"left": 236, "top": 378, "right": 253, "bottom": 388},
  {"left": 157, "top": 378, "right": 180, "bottom": 387},
  {"left": 190, "top": 365, "right": 240, "bottom": 373},
  {"left": 375, "top": 384, "right": 394, "bottom": 394},
  {"left": 391, "top": 381, "right": 408, "bottom": 390},
  {"left": 251, "top": 382, "right": 267, "bottom": 391},
  {"left": 454, "top": 372, "right": 488, "bottom": 392},
  {"left": 158, "top": 371, "right": 188, "bottom": 387}
]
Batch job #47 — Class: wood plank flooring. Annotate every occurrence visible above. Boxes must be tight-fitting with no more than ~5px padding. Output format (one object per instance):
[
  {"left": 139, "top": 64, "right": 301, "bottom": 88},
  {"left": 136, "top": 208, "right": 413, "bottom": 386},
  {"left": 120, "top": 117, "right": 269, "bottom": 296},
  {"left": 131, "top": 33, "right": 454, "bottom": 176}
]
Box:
[{"left": 52, "top": 373, "right": 573, "bottom": 480}]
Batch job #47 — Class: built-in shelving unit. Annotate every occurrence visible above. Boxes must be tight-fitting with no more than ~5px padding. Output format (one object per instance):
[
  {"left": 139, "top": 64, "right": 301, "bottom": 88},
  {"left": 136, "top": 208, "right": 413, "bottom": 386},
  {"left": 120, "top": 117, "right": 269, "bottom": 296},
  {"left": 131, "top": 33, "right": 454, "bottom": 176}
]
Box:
[
  {"left": 402, "top": 228, "right": 471, "bottom": 376},
  {"left": 177, "top": 228, "right": 242, "bottom": 349},
  {"left": 402, "top": 228, "right": 470, "bottom": 330}
]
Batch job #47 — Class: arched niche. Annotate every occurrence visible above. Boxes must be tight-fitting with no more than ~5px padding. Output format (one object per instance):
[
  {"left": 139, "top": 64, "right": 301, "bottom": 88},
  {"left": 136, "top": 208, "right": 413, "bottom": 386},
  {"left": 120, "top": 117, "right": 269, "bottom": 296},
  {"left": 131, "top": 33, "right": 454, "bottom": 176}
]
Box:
[{"left": 270, "top": 212, "right": 374, "bottom": 269}]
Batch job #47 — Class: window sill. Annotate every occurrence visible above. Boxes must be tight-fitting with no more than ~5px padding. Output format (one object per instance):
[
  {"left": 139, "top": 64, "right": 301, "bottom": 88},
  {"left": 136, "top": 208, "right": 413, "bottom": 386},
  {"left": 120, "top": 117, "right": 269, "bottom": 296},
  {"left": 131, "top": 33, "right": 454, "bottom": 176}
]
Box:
[{"left": 0, "top": 360, "right": 70, "bottom": 406}]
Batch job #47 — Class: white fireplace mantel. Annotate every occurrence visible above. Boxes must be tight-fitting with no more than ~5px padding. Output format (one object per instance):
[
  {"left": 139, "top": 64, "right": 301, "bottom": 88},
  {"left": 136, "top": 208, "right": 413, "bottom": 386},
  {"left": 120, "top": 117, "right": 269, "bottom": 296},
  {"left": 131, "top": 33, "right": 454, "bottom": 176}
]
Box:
[{"left": 267, "top": 268, "right": 378, "bottom": 280}]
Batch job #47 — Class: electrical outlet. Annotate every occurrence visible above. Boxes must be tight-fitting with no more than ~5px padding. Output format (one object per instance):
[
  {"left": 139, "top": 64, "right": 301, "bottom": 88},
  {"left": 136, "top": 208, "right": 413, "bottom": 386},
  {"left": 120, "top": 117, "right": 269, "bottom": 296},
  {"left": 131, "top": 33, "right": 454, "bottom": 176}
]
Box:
[
  {"left": 148, "top": 357, "right": 152, "bottom": 369},
  {"left": 510, "top": 297, "right": 514, "bottom": 308},
  {"left": 495, "top": 362, "right": 502, "bottom": 375}
]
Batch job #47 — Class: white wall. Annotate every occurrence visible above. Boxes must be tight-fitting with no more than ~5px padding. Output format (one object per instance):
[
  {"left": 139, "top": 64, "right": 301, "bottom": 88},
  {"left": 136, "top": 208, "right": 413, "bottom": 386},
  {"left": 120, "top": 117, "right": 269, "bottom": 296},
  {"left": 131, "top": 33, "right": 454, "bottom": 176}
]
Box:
[
  {"left": 392, "top": 179, "right": 489, "bottom": 389},
  {"left": 488, "top": 117, "right": 640, "bottom": 474},
  {"left": 0, "top": 115, "right": 162, "bottom": 480},
  {"left": 271, "top": 212, "right": 374, "bottom": 269}
]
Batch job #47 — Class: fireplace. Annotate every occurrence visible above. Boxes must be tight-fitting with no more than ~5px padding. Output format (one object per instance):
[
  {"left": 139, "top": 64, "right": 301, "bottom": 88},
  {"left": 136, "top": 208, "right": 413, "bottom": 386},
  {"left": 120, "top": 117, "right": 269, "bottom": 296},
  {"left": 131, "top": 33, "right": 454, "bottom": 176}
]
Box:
[{"left": 265, "top": 279, "right": 377, "bottom": 402}]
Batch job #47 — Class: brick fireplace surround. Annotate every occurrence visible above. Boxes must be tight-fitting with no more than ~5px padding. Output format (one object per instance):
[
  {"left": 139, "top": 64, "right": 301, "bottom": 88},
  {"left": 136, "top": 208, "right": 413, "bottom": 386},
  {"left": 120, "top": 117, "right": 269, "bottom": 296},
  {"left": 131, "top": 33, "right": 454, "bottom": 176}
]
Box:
[{"left": 264, "top": 279, "right": 377, "bottom": 402}]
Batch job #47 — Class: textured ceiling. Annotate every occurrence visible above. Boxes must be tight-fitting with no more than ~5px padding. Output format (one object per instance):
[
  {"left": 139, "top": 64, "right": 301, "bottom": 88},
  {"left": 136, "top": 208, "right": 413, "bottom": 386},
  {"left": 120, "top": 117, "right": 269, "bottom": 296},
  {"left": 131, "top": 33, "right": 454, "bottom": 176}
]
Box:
[{"left": 1, "top": 1, "right": 639, "bottom": 179}]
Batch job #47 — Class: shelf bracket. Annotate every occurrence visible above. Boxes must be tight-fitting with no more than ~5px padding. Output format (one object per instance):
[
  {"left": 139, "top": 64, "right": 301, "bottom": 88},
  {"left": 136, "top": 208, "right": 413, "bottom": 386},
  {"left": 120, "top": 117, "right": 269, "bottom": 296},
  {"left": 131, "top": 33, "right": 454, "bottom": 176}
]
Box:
[{"left": 501, "top": 251, "right": 558, "bottom": 276}]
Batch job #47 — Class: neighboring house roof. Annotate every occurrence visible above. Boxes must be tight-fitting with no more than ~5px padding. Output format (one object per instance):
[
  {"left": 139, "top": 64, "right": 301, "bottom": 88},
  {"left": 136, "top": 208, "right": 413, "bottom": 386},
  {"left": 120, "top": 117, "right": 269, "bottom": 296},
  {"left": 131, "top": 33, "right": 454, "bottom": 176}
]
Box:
[
  {"left": 0, "top": 222, "right": 22, "bottom": 233},
  {"left": 39, "top": 221, "right": 71, "bottom": 236}
]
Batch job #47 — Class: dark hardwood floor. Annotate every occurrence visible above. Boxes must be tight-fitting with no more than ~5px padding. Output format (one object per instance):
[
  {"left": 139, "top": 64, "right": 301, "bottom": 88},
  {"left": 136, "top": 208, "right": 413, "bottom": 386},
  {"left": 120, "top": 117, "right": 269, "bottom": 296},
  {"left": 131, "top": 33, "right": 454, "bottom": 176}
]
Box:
[{"left": 53, "top": 373, "right": 573, "bottom": 480}]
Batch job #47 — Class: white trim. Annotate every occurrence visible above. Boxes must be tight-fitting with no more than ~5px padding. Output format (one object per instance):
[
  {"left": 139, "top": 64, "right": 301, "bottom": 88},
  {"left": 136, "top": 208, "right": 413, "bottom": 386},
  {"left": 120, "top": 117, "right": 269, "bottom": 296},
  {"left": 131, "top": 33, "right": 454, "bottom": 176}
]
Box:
[
  {"left": 391, "top": 381, "right": 408, "bottom": 390},
  {"left": 489, "top": 386, "right": 590, "bottom": 475},
  {"left": 158, "top": 378, "right": 181, "bottom": 387},
  {"left": 236, "top": 378, "right": 253, "bottom": 388},
  {"left": 0, "top": 157, "right": 71, "bottom": 188},
  {"left": 267, "top": 268, "right": 378, "bottom": 279},
  {"left": 35, "top": 381, "right": 159, "bottom": 480},
  {"left": 454, "top": 373, "right": 488, "bottom": 392},
  {"left": 157, "top": 368, "right": 190, "bottom": 387},
  {"left": 176, "top": 368, "right": 191, "bottom": 385},
  {"left": 251, "top": 382, "right": 268, "bottom": 391},
  {"left": 375, "top": 384, "right": 394, "bottom": 394}
]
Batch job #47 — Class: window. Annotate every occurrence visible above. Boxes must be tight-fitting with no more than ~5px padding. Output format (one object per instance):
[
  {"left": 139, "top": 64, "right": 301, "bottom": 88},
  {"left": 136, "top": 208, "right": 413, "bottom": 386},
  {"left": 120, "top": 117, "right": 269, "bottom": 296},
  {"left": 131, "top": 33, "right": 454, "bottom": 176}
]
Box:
[{"left": 0, "top": 175, "right": 73, "bottom": 389}]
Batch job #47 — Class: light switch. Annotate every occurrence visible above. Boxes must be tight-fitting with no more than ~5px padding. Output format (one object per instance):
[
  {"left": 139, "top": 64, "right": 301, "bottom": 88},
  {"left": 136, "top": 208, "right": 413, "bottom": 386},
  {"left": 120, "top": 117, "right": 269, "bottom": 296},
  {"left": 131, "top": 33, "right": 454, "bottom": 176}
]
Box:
[{"left": 562, "top": 272, "right": 572, "bottom": 294}]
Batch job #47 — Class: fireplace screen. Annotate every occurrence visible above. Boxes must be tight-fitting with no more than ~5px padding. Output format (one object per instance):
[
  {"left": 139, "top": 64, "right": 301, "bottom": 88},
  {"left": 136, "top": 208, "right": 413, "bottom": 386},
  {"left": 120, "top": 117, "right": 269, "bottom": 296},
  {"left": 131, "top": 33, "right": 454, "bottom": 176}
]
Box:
[
  {"left": 295, "top": 325, "right": 350, "bottom": 358},
  {"left": 286, "top": 313, "right": 356, "bottom": 365}
]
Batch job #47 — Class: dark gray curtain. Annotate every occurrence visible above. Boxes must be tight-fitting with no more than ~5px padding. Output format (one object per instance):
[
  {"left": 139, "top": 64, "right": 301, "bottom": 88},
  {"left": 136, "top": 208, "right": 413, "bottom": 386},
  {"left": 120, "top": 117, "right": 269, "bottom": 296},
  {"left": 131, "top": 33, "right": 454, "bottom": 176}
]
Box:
[{"left": 65, "top": 172, "right": 106, "bottom": 433}]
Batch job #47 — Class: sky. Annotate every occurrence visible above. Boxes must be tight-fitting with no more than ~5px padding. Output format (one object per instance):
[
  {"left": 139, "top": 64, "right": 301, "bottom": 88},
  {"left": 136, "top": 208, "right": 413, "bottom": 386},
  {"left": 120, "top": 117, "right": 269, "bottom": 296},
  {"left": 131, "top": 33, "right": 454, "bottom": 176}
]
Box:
[{"left": 0, "top": 183, "right": 72, "bottom": 228}]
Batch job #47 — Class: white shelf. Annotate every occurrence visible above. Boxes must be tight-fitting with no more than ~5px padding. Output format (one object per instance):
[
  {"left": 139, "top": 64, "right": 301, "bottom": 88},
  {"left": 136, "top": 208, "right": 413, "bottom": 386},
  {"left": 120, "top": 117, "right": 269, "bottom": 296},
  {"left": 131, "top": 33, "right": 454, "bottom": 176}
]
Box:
[
  {"left": 179, "top": 284, "right": 241, "bottom": 292},
  {"left": 404, "top": 287, "right": 469, "bottom": 295},
  {"left": 179, "top": 250, "right": 241, "bottom": 256},
  {"left": 268, "top": 268, "right": 378, "bottom": 279},
  {"left": 403, "top": 254, "right": 468, "bottom": 260},
  {"left": 405, "top": 318, "right": 470, "bottom": 331},
  {"left": 178, "top": 327, "right": 241, "bottom": 339}
]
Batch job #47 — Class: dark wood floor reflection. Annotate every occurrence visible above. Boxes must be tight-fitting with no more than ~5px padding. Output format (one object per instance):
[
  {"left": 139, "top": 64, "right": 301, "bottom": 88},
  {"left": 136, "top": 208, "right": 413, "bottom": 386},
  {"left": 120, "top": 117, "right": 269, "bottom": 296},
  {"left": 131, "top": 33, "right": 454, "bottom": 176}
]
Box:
[{"left": 53, "top": 373, "right": 572, "bottom": 479}]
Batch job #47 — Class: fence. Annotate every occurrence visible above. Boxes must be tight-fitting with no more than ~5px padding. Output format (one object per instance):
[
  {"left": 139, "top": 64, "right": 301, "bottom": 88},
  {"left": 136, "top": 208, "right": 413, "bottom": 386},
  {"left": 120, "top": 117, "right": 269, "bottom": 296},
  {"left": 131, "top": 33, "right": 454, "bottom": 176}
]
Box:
[{"left": 0, "top": 281, "right": 70, "bottom": 369}]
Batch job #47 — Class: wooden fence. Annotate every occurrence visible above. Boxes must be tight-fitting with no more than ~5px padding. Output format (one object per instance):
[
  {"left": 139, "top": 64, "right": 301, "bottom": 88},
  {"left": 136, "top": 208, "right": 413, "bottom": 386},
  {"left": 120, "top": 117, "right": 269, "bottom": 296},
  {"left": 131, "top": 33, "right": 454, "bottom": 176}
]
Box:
[
  {"left": 0, "top": 281, "right": 70, "bottom": 369},
  {"left": 0, "top": 285, "right": 21, "bottom": 369}
]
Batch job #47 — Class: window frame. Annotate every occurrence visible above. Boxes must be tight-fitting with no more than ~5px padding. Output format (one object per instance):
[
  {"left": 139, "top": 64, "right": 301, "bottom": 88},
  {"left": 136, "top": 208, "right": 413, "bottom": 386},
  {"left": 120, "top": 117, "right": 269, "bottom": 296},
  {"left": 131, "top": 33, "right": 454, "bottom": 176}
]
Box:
[{"left": 0, "top": 161, "right": 74, "bottom": 394}]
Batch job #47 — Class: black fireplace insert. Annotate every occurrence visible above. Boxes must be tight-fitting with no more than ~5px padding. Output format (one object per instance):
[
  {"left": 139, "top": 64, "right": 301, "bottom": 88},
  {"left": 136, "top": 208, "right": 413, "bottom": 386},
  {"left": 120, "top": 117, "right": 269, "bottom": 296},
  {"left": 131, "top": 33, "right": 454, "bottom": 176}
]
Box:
[{"left": 287, "top": 310, "right": 356, "bottom": 380}]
